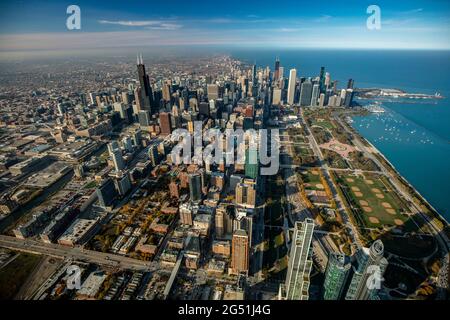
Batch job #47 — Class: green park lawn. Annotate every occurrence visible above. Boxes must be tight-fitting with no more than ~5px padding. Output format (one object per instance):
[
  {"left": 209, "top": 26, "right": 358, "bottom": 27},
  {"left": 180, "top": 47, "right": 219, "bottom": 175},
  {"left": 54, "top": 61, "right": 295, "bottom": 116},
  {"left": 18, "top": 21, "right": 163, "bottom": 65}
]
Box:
[{"left": 337, "top": 173, "right": 412, "bottom": 229}]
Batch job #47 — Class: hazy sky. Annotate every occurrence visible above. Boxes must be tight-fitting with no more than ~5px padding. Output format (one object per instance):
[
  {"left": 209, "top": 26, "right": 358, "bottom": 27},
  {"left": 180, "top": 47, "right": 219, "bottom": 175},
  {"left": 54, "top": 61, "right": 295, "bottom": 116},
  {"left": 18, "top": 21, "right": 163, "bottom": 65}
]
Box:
[{"left": 0, "top": 0, "right": 449, "bottom": 55}]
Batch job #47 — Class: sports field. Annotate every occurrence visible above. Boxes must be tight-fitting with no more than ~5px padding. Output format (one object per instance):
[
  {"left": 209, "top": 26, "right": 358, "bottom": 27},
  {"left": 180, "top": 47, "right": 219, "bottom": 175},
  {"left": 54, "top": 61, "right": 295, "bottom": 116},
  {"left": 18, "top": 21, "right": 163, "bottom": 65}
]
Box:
[
  {"left": 298, "top": 169, "right": 325, "bottom": 191},
  {"left": 336, "top": 173, "right": 412, "bottom": 229}
]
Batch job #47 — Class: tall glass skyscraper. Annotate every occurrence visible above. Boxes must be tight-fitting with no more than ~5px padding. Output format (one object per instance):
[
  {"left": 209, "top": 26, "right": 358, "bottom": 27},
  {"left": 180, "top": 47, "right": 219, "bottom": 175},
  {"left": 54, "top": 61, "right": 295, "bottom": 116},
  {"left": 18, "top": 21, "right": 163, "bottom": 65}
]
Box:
[
  {"left": 280, "top": 219, "right": 315, "bottom": 300},
  {"left": 299, "top": 79, "right": 313, "bottom": 106},
  {"left": 245, "top": 148, "right": 259, "bottom": 180},
  {"left": 345, "top": 240, "right": 388, "bottom": 300},
  {"left": 189, "top": 173, "right": 202, "bottom": 202},
  {"left": 323, "top": 253, "right": 352, "bottom": 300},
  {"left": 136, "top": 54, "right": 155, "bottom": 114},
  {"left": 287, "top": 69, "right": 297, "bottom": 105}
]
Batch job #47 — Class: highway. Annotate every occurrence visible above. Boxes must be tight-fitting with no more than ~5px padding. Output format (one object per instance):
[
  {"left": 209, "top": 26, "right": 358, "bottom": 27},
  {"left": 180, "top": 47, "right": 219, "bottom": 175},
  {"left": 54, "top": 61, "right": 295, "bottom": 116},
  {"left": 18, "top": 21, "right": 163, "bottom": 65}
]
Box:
[{"left": 0, "top": 235, "right": 158, "bottom": 272}]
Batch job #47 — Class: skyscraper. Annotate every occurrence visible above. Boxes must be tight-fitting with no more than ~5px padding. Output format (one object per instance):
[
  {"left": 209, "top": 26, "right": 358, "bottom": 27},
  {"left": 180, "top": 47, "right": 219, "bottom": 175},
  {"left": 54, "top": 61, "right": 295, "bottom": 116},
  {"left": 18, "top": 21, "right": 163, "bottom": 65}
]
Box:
[
  {"left": 109, "top": 142, "right": 124, "bottom": 171},
  {"left": 287, "top": 69, "right": 297, "bottom": 105},
  {"left": 114, "top": 171, "right": 132, "bottom": 196},
  {"left": 319, "top": 93, "right": 326, "bottom": 107},
  {"left": 131, "top": 129, "right": 142, "bottom": 147},
  {"left": 230, "top": 229, "right": 250, "bottom": 275},
  {"left": 149, "top": 145, "right": 159, "bottom": 167},
  {"left": 281, "top": 219, "right": 315, "bottom": 300},
  {"left": 319, "top": 66, "right": 326, "bottom": 93},
  {"left": 136, "top": 54, "right": 154, "bottom": 113},
  {"left": 235, "top": 179, "right": 257, "bottom": 208},
  {"left": 323, "top": 253, "right": 352, "bottom": 300},
  {"left": 344, "top": 89, "right": 354, "bottom": 107},
  {"left": 159, "top": 112, "right": 172, "bottom": 136},
  {"left": 274, "top": 57, "right": 280, "bottom": 81},
  {"left": 180, "top": 202, "right": 194, "bottom": 226},
  {"left": 272, "top": 88, "right": 282, "bottom": 105},
  {"left": 122, "top": 136, "right": 133, "bottom": 153},
  {"left": 299, "top": 79, "right": 313, "bottom": 106},
  {"left": 311, "top": 83, "right": 320, "bottom": 107},
  {"left": 345, "top": 240, "right": 388, "bottom": 300},
  {"left": 252, "top": 63, "right": 257, "bottom": 84},
  {"left": 138, "top": 110, "right": 151, "bottom": 127},
  {"left": 279, "top": 67, "right": 284, "bottom": 80},
  {"left": 96, "top": 178, "right": 117, "bottom": 208},
  {"left": 245, "top": 148, "right": 259, "bottom": 180},
  {"left": 189, "top": 173, "right": 202, "bottom": 202},
  {"left": 347, "top": 78, "right": 354, "bottom": 89},
  {"left": 199, "top": 102, "right": 210, "bottom": 117},
  {"left": 207, "top": 84, "right": 219, "bottom": 100}
]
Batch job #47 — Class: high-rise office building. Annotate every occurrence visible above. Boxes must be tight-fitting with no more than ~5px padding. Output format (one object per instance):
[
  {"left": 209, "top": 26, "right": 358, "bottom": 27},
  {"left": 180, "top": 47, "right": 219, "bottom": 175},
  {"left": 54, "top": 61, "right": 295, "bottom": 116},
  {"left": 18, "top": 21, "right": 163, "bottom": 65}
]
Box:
[
  {"left": 235, "top": 178, "right": 257, "bottom": 209},
  {"left": 122, "top": 136, "right": 133, "bottom": 153},
  {"left": 279, "top": 67, "right": 284, "bottom": 80},
  {"left": 252, "top": 64, "right": 257, "bottom": 84},
  {"left": 347, "top": 78, "right": 354, "bottom": 89},
  {"left": 281, "top": 219, "right": 315, "bottom": 300},
  {"left": 199, "top": 102, "right": 210, "bottom": 117},
  {"left": 162, "top": 81, "right": 171, "bottom": 102},
  {"left": 344, "top": 89, "right": 354, "bottom": 107},
  {"left": 148, "top": 145, "right": 159, "bottom": 167},
  {"left": 345, "top": 240, "right": 388, "bottom": 300},
  {"left": 311, "top": 83, "right": 320, "bottom": 107},
  {"left": 136, "top": 54, "right": 154, "bottom": 113},
  {"left": 207, "top": 84, "right": 219, "bottom": 100},
  {"left": 179, "top": 202, "right": 194, "bottom": 226},
  {"left": 274, "top": 57, "right": 280, "bottom": 80},
  {"left": 325, "top": 72, "right": 331, "bottom": 88},
  {"left": 215, "top": 204, "right": 228, "bottom": 239},
  {"left": 138, "top": 110, "right": 151, "bottom": 127},
  {"left": 159, "top": 112, "right": 172, "bottom": 136},
  {"left": 108, "top": 141, "right": 119, "bottom": 153},
  {"left": 96, "top": 178, "right": 117, "bottom": 208},
  {"left": 323, "top": 253, "right": 352, "bottom": 300},
  {"left": 299, "top": 79, "right": 313, "bottom": 106},
  {"left": 189, "top": 173, "right": 202, "bottom": 202},
  {"left": 245, "top": 148, "right": 259, "bottom": 180},
  {"left": 319, "top": 93, "right": 326, "bottom": 107},
  {"left": 287, "top": 69, "right": 297, "bottom": 105},
  {"left": 319, "top": 66, "right": 326, "bottom": 93},
  {"left": 272, "top": 88, "right": 282, "bottom": 105},
  {"left": 113, "top": 102, "right": 127, "bottom": 119},
  {"left": 114, "top": 171, "right": 132, "bottom": 196},
  {"left": 131, "top": 129, "right": 142, "bottom": 147},
  {"left": 109, "top": 142, "right": 124, "bottom": 171},
  {"left": 230, "top": 229, "right": 249, "bottom": 275},
  {"left": 232, "top": 208, "right": 254, "bottom": 246}
]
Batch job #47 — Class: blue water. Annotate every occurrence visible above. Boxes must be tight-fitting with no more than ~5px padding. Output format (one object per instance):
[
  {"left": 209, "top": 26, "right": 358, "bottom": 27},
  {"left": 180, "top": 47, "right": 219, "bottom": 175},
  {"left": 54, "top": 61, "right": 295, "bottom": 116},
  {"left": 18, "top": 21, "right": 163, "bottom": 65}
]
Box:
[{"left": 231, "top": 49, "right": 450, "bottom": 220}]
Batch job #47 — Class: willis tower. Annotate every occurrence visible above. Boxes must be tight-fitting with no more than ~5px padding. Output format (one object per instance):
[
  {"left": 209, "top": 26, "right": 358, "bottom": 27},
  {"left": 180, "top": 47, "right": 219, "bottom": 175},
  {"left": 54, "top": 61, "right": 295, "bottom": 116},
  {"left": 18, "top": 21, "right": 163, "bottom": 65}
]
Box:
[{"left": 137, "top": 54, "right": 155, "bottom": 114}]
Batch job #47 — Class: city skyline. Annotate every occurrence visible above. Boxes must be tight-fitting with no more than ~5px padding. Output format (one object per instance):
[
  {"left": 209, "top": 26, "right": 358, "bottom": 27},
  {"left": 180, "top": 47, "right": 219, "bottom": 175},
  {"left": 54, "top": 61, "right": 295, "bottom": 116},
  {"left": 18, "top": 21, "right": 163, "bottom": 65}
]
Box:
[{"left": 0, "top": 0, "right": 449, "bottom": 307}]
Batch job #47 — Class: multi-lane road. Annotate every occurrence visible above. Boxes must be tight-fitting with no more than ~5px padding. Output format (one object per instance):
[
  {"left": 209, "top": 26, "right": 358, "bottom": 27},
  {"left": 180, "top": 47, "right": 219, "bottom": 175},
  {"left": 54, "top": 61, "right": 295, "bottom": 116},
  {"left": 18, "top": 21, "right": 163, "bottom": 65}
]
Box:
[{"left": 0, "top": 235, "right": 158, "bottom": 272}]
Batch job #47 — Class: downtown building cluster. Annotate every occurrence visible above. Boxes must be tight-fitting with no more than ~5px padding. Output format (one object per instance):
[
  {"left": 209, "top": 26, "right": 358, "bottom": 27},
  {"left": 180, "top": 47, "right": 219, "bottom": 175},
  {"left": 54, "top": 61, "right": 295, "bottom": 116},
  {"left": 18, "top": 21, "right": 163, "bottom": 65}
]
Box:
[{"left": 0, "top": 54, "right": 393, "bottom": 301}]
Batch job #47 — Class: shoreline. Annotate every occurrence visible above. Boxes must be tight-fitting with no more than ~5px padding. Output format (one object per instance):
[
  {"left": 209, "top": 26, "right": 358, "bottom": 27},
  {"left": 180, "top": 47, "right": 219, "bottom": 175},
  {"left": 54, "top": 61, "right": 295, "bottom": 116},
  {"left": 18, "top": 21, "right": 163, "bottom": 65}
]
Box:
[{"left": 346, "top": 113, "right": 449, "bottom": 227}]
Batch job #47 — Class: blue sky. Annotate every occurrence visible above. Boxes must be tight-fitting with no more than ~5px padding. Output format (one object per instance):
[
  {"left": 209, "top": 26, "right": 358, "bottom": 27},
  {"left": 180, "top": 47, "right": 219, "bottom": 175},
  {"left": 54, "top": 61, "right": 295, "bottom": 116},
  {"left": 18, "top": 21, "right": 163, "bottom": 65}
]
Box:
[{"left": 0, "top": 0, "right": 449, "bottom": 53}]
